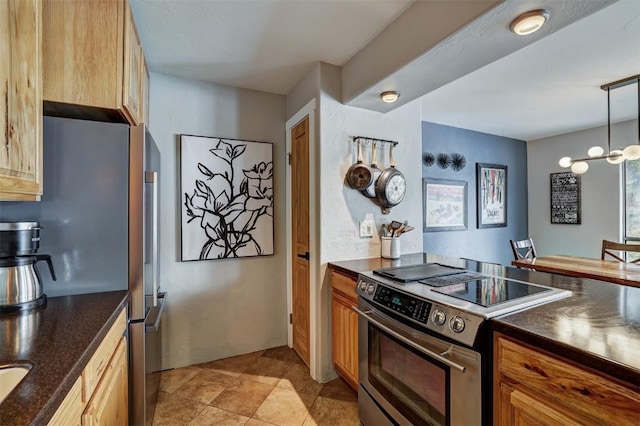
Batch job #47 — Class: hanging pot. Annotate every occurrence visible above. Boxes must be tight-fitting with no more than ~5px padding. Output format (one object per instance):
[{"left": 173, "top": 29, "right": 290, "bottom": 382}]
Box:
[
  {"left": 346, "top": 139, "right": 372, "bottom": 190},
  {"left": 363, "top": 141, "right": 382, "bottom": 198},
  {"left": 375, "top": 144, "right": 406, "bottom": 213}
]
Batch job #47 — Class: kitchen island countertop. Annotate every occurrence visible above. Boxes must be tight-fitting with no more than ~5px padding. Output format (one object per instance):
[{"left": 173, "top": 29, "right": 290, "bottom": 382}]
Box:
[
  {"left": 0, "top": 290, "right": 129, "bottom": 425},
  {"left": 329, "top": 253, "right": 640, "bottom": 388}
]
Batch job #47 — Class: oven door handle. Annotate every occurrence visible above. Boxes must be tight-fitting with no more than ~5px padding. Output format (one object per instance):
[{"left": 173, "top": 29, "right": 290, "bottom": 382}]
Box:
[{"left": 352, "top": 306, "right": 467, "bottom": 373}]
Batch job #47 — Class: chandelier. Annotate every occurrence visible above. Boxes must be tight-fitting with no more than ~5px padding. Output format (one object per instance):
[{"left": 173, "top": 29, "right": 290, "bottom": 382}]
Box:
[{"left": 558, "top": 74, "right": 640, "bottom": 174}]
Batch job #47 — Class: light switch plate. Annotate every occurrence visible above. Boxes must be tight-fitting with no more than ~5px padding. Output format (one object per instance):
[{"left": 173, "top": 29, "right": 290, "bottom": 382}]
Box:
[{"left": 359, "top": 220, "right": 374, "bottom": 238}]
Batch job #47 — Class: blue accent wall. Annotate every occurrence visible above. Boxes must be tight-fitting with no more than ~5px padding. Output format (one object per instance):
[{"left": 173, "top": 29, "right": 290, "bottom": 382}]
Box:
[{"left": 422, "top": 122, "right": 528, "bottom": 265}]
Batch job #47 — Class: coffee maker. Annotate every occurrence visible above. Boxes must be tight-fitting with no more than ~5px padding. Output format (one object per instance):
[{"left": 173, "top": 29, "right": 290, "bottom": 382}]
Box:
[{"left": 0, "top": 222, "right": 56, "bottom": 313}]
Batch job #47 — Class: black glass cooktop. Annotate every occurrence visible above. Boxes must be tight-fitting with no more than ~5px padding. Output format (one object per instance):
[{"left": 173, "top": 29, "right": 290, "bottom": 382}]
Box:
[
  {"left": 432, "top": 276, "right": 551, "bottom": 307},
  {"left": 373, "top": 263, "right": 466, "bottom": 282}
]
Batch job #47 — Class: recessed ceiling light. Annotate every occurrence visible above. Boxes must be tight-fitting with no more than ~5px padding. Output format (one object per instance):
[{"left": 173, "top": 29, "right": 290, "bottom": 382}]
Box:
[
  {"left": 510, "top": 9, "right": 550, "bottom": 35},
  {"left": 380, "top": 91, "right": 400, "bottom": 103}
]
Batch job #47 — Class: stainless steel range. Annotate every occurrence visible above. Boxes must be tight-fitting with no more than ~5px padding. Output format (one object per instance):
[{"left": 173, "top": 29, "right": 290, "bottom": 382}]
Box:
[{"left": 354, "top": 262, "right": 571, "bottom": 426}]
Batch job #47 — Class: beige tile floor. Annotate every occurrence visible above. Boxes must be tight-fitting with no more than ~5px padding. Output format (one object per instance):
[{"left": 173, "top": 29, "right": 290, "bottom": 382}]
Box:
[{"left": 152, "top": 346, "right": 360, "bottom": 426}]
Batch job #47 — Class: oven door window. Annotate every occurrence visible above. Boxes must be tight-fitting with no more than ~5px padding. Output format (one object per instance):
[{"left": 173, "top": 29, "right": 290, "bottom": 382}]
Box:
[{"left": 368, "top": 325, "right": 449, "bottom": 425}]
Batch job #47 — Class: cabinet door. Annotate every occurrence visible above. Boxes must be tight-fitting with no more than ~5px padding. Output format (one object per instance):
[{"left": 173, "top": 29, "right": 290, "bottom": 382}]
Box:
[
  {"left": 332, "top": 292, "right": 359, "bottom": 390},
  {"left": 42, "top": 0, "right": 123, "bottom": 112},
  {"left": 48, "top": 376, "right": 83, "bottom": 426},
  {"left": 0, "top": 0, "right": 42, "bottom": 201},
  {"left": 510, "top": 388, "right": 585, "bottom": 426},
  {"left": 142, "top": 58, "right": 150, "bottom": 124},
  {"left": 82, "top": 338, "right": 128, "bottom": 426},
  {"left": 122, "top": 3, "right": 141, "bottom": 125}
]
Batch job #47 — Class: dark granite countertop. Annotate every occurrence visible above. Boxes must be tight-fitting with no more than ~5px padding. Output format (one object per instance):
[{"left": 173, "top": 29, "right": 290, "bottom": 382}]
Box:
[
  {"left": 0, "top": 291, "right": 129, "bottom": 425},
  {"left": 328, "top": 253, "right": 640, "bottom": 388}
]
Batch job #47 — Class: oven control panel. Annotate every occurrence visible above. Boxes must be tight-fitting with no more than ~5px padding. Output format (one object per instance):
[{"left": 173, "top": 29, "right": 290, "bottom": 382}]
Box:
[
  {"left": 372, "top": 286, "right": 431, "bottom": 324},
  {"left": 357, "top": 274, "right": 485, "bottom": 347}
]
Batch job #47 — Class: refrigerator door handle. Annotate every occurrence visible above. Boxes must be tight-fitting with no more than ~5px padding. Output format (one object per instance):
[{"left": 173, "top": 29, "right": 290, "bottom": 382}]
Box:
[
  {"left": 145, "top": 293, "right": 166, "bottom": 333},
  {"left": 146, "top": 170, "right": 159, "bottom": 307}
]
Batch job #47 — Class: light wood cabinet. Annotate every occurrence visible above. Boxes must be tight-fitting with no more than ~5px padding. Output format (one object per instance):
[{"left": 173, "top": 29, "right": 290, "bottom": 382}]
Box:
[
  {"left": 121, "top": 2, "right": 142, "bottom": 125},
  {"left": 48, "top": 308, "right": 128, "bottom": 426},
  {"left": 494, "top": 333, "right": 640, "bottom": 426},
  {"left": 42, "top": 0, "right": 145, "bottom": 125},
  {"left": 82, "top": 339, "right": 128, "bottom": 426},
  {"left": 330, "top": 270, "right": 359, "bottom": 390},
  {"left": 0, "top": 0, "right": 43, "bottom": 201},
  {"left": 142, "top": 57, "right": 150, "bottom": 125},
  {"left": 48, "top": 376, "right": 83, "bottom": 426}
]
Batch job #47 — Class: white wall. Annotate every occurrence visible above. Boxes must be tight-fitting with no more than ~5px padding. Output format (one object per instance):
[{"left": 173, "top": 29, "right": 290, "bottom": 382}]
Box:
[
  {"left": 149, "top": 73, "right": 288, "bottom": 369},
  {"left": 317, "top": 63, "right": 423, "bottom": 380},
  {"left": 527, "top": 120, "right": 635, "bottom": 257},
  {"left": 319, "top": 65, "right": 423, "bottom": 263}
]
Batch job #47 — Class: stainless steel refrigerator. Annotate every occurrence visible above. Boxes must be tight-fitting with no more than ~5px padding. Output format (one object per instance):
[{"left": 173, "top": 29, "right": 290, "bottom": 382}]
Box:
[{"left": 0, "top": 116, "right": 165, "bottom": 426}]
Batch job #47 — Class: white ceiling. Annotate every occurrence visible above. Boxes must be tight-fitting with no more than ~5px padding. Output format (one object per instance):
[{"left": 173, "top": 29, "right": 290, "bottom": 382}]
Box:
[{"left": 130, "top": 0, "right": 640, "bottom": 142}]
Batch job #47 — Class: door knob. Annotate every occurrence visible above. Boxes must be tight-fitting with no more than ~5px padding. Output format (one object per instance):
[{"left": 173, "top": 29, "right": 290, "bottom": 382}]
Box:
[{"left": 297, "top": 252, "right": 310, "bottom": 260}]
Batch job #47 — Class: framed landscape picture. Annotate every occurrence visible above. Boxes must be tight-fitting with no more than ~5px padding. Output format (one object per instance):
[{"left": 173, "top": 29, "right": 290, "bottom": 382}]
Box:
[
  {"left": 476, "top": 163, "right": 507, "bottom": 228},
  {"left": 423, "top": 178, "right": 468, "bottom": 232}
]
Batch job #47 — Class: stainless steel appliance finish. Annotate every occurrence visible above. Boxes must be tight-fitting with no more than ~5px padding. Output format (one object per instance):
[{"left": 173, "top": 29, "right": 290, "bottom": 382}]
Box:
[
  {"left": 0, "top": 118, "right": 165, "bottom": 426},
  {"left": 0, "top": 255, "right": 56, "bottom": 307},
  {"left": 0, "top": 221, "right": 56, "bottom": 312},
  {"left": 129, "top": 124, "right": 164, "bottom": 426},
  {"left": 356, "top": 298, "right": 482, "bottom": 426},
  {"left": 355, "top": 262, "right": 572, "bottom": 425}
]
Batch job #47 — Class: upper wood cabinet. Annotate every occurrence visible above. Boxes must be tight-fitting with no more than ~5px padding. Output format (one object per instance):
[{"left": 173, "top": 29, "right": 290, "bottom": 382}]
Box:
[
  {"left": 42, "top": 0, "right": 145, "bottom": 125},
  {"left": 0, "top": 0, "right": 43, "bottom": 201},
  {"left": 142, "top": 57, "right": 150, "bottom": 125}
]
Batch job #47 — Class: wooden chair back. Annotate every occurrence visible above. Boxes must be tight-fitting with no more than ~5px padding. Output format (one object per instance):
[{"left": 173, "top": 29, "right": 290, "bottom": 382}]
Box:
[
  {"left": 601, "top": 240, "right": 640, "bottom": 263},
  {"left": 510, "top": 238, "right": 537, "bottom": 260}
]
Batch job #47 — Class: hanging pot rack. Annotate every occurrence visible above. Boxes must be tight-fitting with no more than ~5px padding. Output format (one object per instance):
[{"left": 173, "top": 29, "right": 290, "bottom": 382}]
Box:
[{"left": 352, "top": 136, "right": 399, "bottom": 147}]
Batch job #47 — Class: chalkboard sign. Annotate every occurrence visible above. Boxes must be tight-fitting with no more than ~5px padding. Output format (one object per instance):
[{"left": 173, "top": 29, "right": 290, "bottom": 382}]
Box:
[{"left": 550, "top": 172, "right": 581, "bottom": 224}]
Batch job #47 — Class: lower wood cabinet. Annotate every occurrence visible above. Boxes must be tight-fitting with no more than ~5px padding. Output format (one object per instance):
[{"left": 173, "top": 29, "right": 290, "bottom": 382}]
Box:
[
  {"left": 494, "top": 333, "right": 640, "bottom": 426},
  {"left": 48, "top": 308, "right": 128, "bottom": 426},
  {"left": 330, "top": 270, "right": 359, "bottom": 390},
  {"left": 82, "top": 339, "right": 128, "bottom": 426}
]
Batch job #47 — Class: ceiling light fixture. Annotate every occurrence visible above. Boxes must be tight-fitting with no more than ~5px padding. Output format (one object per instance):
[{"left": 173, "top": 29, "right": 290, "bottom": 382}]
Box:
[
  {"left": 510, "top": 9, "right": 550, "bottom": 35},
  {"left": 380, "top": 91, "right": 400, "bottom": 103},
  {"left": 559, "top": 74, "right": 640, "bottom": 174}
]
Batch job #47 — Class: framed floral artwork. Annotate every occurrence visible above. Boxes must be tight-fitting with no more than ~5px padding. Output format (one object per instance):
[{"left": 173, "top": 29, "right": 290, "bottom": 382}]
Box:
[{"left": 180, "top": 135, "right": 274, "bottom": 261}]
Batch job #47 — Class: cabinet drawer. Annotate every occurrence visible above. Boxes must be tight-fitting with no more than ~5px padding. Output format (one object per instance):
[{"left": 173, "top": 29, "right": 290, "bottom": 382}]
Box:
[
  {"left": 83, "top": 308, "right": 126, "bottom": 401},
  {"left": 331, "top": 271, "right": 357, "bottom": 302},
  {"left": 48, "top": 376, "right": 83, "bottom": 426},
  {"left": 497, "top": 336, "right": 640, "bottom": 425}
]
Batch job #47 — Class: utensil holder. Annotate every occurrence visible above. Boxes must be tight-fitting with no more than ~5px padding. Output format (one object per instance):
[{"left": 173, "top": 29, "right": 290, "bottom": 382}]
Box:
[{"left": 381, "top": 236, "right": 400, "bottom": 259}]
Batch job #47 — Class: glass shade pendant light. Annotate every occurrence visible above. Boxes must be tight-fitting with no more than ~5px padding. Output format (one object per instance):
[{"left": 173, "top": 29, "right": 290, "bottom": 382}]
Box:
[
  {"left": 558, "top": 75, "right": 640, "bottom": 173},
  {"left": 558, "top": 156, "right": 572, "bottom": 168},
  {"left": 570, "top": 161, "right": 589, "bottom": 174},
  {"left": 587, "top": 146, "right": 604, "bottom": 157}
]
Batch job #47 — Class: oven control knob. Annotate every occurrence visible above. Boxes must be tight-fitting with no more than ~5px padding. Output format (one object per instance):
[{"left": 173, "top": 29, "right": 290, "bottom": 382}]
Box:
[
  {"left": 358, "top": 280, "right": 367, "bottom": 291},
  {"left": 366, "top": 284, "right": 375, "bottom": 295},
  {"left": 432, "top": 310, "right": 446, "bottom": 326},
  {"left": 449, "top": 316, "right": 465, "bottom": 333}
]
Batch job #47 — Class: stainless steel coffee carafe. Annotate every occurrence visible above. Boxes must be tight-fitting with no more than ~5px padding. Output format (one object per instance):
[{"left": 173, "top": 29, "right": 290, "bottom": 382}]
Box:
[
  {"left": 0, "top": 255, "right": 57, "bottom": 308},
  {"left": 0, "top": 222, "right": 56, "bottom": 313}
]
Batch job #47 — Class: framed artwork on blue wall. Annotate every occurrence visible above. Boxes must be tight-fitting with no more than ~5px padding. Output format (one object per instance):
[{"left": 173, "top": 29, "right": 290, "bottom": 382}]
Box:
[
  {"left": 423, "top": 178, "right": 468, "bottom": 232},
  {"left": 476, "top": 163, "right": 507, "bottom": 228}
]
